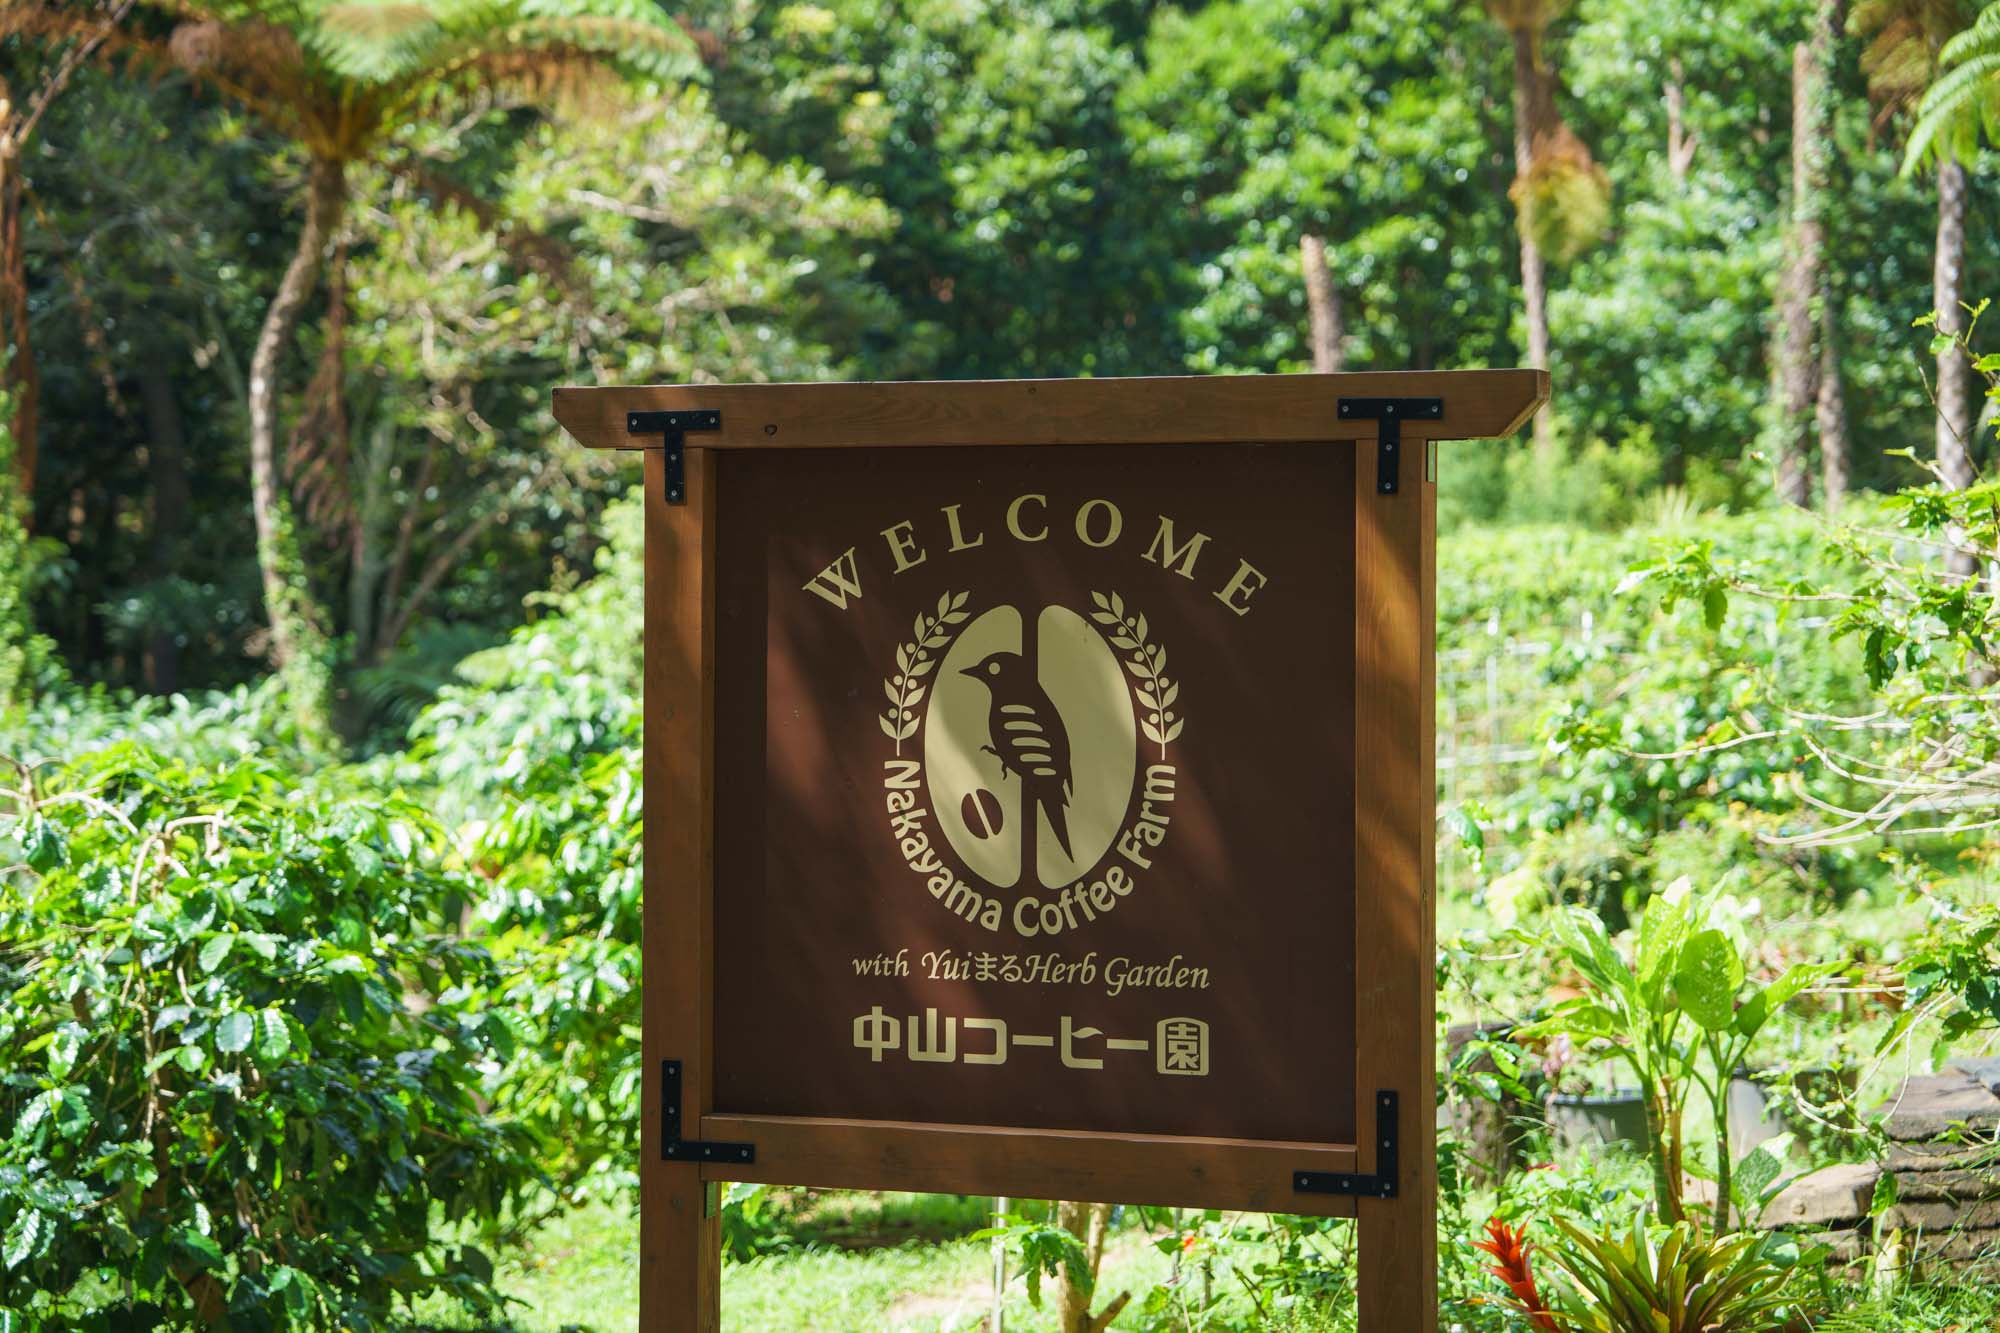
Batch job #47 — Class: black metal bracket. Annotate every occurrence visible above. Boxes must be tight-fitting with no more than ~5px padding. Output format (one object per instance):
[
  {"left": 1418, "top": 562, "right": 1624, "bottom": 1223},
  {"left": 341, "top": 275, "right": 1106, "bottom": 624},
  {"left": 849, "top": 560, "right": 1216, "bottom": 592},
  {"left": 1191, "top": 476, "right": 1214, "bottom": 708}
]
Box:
[
  {"left": 626, "top": 409, "right": 721, "bottom": 505},
  {"left": 660, "top": 1060, "right": 755, "bottom": 1165},
  {"left": 1293, "top": 1090, "right": 1399, "bottom": 1199},
  {"left": 1338, "top": 398, "right": 1442, "bottom": 496}
]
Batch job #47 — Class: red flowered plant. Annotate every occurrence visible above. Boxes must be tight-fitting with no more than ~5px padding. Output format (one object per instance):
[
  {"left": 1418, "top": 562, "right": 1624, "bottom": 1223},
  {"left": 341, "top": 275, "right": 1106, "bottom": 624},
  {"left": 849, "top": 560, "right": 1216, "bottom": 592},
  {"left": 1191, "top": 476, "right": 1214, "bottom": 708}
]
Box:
[{"left": 1473, "top": 1216, "right": 1562, "bottom": 1333}]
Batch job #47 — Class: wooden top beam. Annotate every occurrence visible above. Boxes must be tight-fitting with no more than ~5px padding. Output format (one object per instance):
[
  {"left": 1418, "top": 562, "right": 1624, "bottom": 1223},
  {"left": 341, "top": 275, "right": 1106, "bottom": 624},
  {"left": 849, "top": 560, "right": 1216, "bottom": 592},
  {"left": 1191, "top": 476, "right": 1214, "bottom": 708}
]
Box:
[{"left": 553, "top": 369, "right": 1548, "bottom": 452}]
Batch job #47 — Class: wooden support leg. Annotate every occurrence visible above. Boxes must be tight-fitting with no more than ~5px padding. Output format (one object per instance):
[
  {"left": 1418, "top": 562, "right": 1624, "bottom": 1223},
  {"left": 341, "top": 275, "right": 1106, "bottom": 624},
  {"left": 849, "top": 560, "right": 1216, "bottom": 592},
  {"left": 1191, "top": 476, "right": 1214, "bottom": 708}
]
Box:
[
  {"left": 642, "top": 446, "right": 723, "bottom": 1330},
  {"left": 1352, "top": 439, "right": 1439, "bottom": 1332}
]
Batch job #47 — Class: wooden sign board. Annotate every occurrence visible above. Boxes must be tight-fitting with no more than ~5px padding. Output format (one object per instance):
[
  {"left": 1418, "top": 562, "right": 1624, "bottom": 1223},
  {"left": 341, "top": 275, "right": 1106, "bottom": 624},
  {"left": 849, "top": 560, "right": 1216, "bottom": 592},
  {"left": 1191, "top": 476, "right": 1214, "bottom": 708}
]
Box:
[{"left": 553, "top": 370, "right": 1547, "bottom": 1332}]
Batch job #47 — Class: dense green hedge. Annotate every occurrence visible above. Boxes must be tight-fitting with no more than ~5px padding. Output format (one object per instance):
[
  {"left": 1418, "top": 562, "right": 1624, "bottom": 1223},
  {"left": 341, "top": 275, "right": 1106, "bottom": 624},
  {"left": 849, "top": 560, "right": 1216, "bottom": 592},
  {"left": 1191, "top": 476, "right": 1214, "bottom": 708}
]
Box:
[{"left": 0, "top": 749, "right": 535, "bottom": 1329}]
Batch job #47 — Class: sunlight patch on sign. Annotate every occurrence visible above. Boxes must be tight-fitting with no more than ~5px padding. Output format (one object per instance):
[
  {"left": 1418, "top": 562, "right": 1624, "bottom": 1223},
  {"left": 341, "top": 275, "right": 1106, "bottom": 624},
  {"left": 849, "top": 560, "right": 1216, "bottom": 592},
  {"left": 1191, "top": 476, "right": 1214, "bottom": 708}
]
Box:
[
  {"left": 1035, "top": 605, "right": 1136, "bottom": 888},
  {"left": 930, "top": 605, "right": 1023, "bottom": 889}
]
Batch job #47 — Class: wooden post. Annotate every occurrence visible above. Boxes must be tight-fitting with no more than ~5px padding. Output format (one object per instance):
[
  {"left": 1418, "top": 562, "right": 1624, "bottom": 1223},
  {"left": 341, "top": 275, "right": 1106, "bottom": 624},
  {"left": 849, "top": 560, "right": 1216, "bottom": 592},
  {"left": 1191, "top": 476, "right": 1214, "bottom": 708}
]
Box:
[
  {"left": 1352, "top": 434, "right": 1438, "bottom": 1331},
  {"left": 643, "top": 446, "right": 723, "bottom": 1330}
]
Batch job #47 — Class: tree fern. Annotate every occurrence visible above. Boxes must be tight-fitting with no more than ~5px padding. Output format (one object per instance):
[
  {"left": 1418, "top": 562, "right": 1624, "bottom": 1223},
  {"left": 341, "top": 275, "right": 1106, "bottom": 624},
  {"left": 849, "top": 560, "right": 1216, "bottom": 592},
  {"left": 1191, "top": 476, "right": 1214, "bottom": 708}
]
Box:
[
  {"left": 5, "top": 0, "right": 703, "bottom": 721},
  {"left": 1906, "top": 0, "right": 2000, "bottom": 166}
]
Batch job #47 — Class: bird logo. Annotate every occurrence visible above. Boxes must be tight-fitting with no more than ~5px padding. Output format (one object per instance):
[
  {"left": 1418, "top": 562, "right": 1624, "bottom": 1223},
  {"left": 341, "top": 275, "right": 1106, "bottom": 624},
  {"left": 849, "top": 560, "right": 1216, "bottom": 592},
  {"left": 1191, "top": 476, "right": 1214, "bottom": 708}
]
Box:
[
  {"left": 878, "top": 589, "right": 1185, "bottom": 909},
  {"left": 958, "top": 650, "right": 1075, "bottom": 861}
]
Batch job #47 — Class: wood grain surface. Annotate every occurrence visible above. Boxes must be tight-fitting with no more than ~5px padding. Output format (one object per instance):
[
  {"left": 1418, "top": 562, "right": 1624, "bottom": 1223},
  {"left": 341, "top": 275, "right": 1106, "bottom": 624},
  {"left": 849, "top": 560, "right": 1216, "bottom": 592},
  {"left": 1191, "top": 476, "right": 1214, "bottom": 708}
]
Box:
[
  {"left": 556, "top": 369, "right": 1547, "bottom": 453},
  {"left": 695, "top": 1114, "right": 1362, "bottom": 1219},
  {"left": 643, "top": 448, "right": 722, "bottom": 1332},
  {"left": 615, "top": 372, "right": 1538, "bottom": 1330}
]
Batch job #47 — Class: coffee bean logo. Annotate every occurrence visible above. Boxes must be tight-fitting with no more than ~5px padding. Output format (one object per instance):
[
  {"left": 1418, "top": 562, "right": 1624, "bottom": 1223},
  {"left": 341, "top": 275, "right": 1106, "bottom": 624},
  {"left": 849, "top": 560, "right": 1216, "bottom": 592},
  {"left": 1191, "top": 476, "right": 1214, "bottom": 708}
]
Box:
[
  {"left": 962, "top": 789, "right": 1005, "bottom": 839},
  {"left": 927, "top": 602, "right": 1137, "bottom": 891},
  {"left": 879, "top": 588, "right": 1185, "bottom": 933}
]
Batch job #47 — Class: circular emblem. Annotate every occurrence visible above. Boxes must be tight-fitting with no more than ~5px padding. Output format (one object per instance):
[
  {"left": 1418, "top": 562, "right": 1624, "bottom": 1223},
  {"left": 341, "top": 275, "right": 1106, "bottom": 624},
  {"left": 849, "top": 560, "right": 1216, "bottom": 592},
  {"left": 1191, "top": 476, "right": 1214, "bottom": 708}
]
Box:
[{"left": 880, "top": 590, "right": 1184, "bottom": 936}]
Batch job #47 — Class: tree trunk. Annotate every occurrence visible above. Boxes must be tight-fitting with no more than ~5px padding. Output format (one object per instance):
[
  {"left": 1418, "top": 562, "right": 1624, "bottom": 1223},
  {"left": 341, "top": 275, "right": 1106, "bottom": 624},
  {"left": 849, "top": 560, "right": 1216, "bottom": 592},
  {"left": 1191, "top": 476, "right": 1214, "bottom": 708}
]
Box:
[
  {"left": 1665, "top": 58, "right": 1697, "bottom": 182},
  {"left": 346, "top": 399, "right": 393, "bottom": 666},
  {"left": 1818, "top": 288, "right": 1849, "bottom": 511},
  {"left": 140, "top": 353, "right": 189, "bottom": 694},
  {"left": 247, "top": 155, "right": 343, "bottom": 730},
  {"left": 1511, "top": 27, "right": 1554, "bottom": 456},
  {"left": 1052, "top": 1201, "right": 1129, "bottom": 1333},
  {"left": 1933, "top": 159, "right": 1981, "bottom": 583},
  {"left": 1772, "top": 29, "right": 1831, "bottom": 508},
  {"left": 1642, "top": 1085, "right": 1684, "bottom": 1224},
  {"left": 0, "top": 150, "right": 39, "bottom": 515},
  {"left": 0, "top": 3, "right": 135, "bottom": 517},
  {"left": 1935, "top": 160, "right": 1974, "bottom": 489},
  {"left": 1300, "top": 232, "right": 1345, "bottom": 372}
]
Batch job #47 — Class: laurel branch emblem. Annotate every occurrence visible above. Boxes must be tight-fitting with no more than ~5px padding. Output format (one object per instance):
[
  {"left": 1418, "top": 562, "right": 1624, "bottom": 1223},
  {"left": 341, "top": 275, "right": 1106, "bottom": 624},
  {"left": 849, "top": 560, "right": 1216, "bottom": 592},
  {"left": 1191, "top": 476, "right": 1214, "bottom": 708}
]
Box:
[
  {"left": 1089, "top": 590, "right": 1183, "bottom": 759},
  {"left": 880, "top": 591, "right": 973, "bottom": 755},
  {"left": 881, "top": 589, "right": 1184, "bottom": 760}
]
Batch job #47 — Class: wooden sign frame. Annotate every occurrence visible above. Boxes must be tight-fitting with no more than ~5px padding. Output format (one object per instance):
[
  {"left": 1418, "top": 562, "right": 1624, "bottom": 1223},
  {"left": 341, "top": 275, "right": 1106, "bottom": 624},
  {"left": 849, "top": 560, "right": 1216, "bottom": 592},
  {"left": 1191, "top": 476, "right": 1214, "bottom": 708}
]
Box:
[{"left": 554, "top": 369, "right": 1548, "bottom": 1333}]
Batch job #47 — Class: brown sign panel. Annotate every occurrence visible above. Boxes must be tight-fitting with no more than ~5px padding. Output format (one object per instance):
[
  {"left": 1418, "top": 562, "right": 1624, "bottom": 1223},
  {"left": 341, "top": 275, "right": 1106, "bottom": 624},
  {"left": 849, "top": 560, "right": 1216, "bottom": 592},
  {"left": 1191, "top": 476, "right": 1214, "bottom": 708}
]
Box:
[
  {"left": 552, "top": 371, "right": 1548, "bottom": 1333},
  {"left": 713, "top": 443, "right": 1355, "bottom": 1144}
]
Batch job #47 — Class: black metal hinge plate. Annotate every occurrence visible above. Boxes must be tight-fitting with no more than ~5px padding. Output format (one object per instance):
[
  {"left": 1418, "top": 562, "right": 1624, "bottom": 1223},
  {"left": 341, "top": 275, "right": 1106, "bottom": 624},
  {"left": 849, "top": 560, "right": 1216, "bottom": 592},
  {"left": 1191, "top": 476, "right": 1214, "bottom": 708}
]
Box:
[
  {"left": 1293, "top": 1090, "right": 1399, "bottom": 1199},
  {"left": 660, "top": 1060, "right": 755, "bottom": 1165},
  {"left": 1338, "top": 398, "right": 1442, "bottom": 496},
  {"left": 626, "top": 409, "right": 722, "bottom": 505}
]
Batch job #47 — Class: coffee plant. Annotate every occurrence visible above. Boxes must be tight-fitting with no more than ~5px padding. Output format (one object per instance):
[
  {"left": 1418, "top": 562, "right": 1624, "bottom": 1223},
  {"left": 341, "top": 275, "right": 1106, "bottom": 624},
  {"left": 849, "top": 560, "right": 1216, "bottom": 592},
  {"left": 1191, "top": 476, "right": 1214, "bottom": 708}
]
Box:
[{"left": 0, "top": 747, "right": 537, "bottom": 1329}]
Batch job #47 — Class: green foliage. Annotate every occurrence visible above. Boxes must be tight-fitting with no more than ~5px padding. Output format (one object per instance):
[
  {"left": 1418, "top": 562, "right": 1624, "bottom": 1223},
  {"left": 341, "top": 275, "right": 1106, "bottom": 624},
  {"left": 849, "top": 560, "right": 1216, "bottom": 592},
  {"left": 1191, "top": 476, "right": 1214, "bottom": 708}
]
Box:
[
  {"left": 407, "top": 496, "right": 644, "bottom": 1194},
  {"left": 0, "top": 748, "right": 538, "bottom": 1328},
  {"left": 1120, "top": 0, "right": 1517, "bottom": 374},
  {"left": 718, "top": 0, "right": 1187, "bottom": 379},
  {"left": 0, "top": 400, "right": 57, "bottom": 712},
  {"left": 1538, "top": 1217, "right": 1798, "bottom": 1333},
  {"left": 1905, "top": 0, "right": 2000, "bottom": 167},
  {"left": 1518, "top": 883, "right": 1839, "bottom": 1228},
  {"left": 971, "top": 1213, "right": 1093, "bottom": 1308}
]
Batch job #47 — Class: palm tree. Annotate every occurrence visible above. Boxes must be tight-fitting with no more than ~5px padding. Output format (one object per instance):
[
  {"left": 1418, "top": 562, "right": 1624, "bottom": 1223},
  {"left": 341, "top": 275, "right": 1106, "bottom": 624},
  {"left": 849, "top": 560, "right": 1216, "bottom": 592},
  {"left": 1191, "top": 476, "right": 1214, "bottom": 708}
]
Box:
[
  {"left": 1855, "top": 0, "right": 1981, "bottom": 508},
  {"left": 13, "top": 0, "right": 695, "bottom": 730}
]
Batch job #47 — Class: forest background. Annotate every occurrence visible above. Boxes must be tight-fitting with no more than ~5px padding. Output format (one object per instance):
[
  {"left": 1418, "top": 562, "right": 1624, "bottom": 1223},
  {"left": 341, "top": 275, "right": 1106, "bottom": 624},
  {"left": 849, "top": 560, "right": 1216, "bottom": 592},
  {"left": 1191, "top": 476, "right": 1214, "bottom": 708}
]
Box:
[{"left": 9, "top": 0, "right": 2000, "bottom": 1329}]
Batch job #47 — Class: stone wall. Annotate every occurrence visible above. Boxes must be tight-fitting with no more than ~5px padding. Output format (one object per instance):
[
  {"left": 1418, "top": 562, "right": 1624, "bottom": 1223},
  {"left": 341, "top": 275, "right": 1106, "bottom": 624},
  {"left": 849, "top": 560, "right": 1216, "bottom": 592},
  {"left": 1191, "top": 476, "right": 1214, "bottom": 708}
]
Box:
[{"left": 1760, "top": 1059, "right": 2000, "bottom": 1269}]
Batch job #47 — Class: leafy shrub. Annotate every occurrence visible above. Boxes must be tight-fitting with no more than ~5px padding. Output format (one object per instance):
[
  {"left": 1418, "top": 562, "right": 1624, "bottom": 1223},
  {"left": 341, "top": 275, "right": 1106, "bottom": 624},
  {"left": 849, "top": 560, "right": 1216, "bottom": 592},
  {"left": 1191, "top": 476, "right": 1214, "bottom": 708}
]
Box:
[
  {"left": 409, "top": 494, "right": 644, "bottom": 1196},
  {"left": 0, "top": 397, "right": 59, "bottom": 710},
  {"left": 1518, "top": 882, "right": 1836, "bottom": 1230},
  {"left": 1537, "top": 1217, "right": 1797, "bottom": 1333},
  {"left": 0, "top": 747, "right": 537, "bottom": 1329}
]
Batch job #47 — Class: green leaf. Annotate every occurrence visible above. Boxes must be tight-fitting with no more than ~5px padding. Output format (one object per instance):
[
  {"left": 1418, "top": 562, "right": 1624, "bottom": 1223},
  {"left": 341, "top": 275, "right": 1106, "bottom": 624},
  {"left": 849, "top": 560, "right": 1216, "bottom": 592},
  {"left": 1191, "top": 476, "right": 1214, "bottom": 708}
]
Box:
[
  {"left": 1732, "top": 990, "right": 1770, "bottom": 1039},
  {"left": 1738, "top": 962, "right": 1839, "bottom": 1039},
  {"left": 283, "top": 1270, "right": 313, "bottom": 1317},
  {"left": 459, "top": 1244, "right": 495, "bottom": 1284},
  {"left": 1516, "top": 998, "right": 1623, "bottom": 1043},
  {"left": 1733, "top": 1134, "right": 1794, "bottom": 1212},
  {"left": 22, "top": 818, "right": 66, "bottom": 873},
  {"left": 723, "top": 1181, "right": 766, "bottom": 1210},
  {"left": 47, "top": 1023, "right": 83, "bottom": 1080},
  {"left": 51, "top": 1089, "right": 90, "bottom": 1140},
  {"left": 1636, "top": 889, "right": 1696, "bottom": 1006},
  {"left": 1871, "top": 1170, "right": 1899, "bottom": 1217},
  {"left": 3, "top": 1210, "right": 44, "bottom": 1270},
  {"left": 198, "top": 934, "right": 233, "bottom": 973},
  {"left": 215, "top": 1011, "right": 254, "bottom": 1055},
  {"left": 1674, "top": 930, "right": 1744, "bottom": 1032},
  {"left": 257, "top": 1010, "right": 290, "bottom": 1063},
  {"left": 171, "top": 1227, "right": 224, "bottom": 1271}
]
